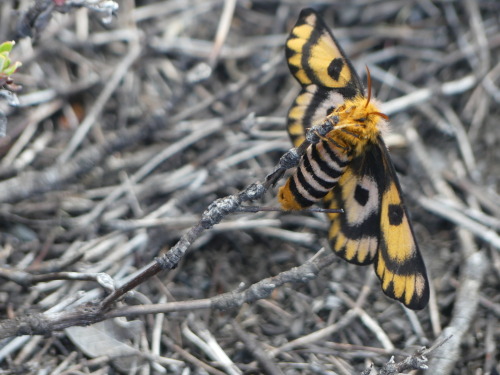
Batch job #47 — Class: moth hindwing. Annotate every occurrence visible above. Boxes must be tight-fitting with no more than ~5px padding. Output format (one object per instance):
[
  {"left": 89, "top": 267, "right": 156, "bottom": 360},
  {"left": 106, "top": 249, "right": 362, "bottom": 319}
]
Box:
[{"left": 278, "top": 8, "right": 429, "bottom": 310}]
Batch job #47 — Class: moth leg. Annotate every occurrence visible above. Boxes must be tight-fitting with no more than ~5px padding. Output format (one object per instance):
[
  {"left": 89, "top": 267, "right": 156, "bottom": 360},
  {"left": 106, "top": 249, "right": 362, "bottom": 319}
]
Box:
[
  {"left": 315, "top": 130, "right": 349, "bottom": 151},
  {"left": 332, "top": 123, "right": 363, "bottom": 139}
]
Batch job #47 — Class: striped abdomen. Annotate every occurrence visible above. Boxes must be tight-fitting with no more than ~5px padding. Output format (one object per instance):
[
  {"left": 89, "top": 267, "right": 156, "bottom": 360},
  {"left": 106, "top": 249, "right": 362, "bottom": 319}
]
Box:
[{"left": 278, "top": 140, "right": 350, "bottom": 210}]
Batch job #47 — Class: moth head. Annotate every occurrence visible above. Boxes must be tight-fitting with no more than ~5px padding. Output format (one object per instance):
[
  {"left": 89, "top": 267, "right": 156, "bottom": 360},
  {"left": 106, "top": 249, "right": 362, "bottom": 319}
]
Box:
[{"left": 330, "top": 97, "right": 386, "bottom": 142}]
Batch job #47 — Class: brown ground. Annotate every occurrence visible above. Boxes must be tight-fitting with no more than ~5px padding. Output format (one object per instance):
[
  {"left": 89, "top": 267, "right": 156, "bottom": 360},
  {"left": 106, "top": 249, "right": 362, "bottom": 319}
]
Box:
[{"left": 0, "top": 1, "right": 499, "bottom": 374}]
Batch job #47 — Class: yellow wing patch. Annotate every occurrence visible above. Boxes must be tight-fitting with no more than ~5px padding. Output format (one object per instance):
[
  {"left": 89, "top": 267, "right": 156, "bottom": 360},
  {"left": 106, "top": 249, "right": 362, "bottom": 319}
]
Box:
[
  {"left": 286, "top": 11, "right": 354, "bottom": 88},
  {"left": 280, "top": 8, "right": 429, "bottom": 309},
  {"left": 326, "top": 164, "right": 380, "bottom": 266},
  {"left": 381, "top": 183, "right": 416, "bottom": 263},
  {"left": 376, "top": 179, "right": 429, "bottom": 309}
]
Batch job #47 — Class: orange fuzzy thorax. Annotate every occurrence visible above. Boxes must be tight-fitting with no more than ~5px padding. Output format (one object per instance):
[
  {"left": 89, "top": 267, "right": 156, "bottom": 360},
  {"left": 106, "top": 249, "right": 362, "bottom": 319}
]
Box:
[{"left": 324, "top": 95, "right": 388, "bottom": 156}]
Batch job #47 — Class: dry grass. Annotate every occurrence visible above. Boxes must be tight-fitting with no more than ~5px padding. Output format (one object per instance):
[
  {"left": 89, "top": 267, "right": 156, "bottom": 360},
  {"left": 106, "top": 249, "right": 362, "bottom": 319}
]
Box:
[{"left": 0, "top": 0, "right": 499, "bottom": 374}]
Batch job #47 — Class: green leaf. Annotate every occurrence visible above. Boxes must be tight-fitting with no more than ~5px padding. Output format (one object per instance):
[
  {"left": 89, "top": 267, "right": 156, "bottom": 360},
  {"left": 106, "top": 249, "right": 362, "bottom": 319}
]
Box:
[
  {"left": 3, "top": 61, "right": 21, "bottom": 76},
  {"left": 0, "top": 41, "right": 21, "bottom": 76},
  {"left": 0, "top": 55, "right": 8, "bottom": 72},
  {"left": 0, "top": 41, "right": 14, "bottom": 54}
]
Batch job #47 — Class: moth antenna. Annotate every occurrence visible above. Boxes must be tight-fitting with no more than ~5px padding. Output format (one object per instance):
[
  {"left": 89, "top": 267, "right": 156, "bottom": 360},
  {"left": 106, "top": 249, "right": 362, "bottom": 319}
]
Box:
[
  {"left": 365, "top": 65, "right": 372, "bottom": 108},
  {"left": 370, "top": 111, "right": 389, "bottom": 121},
  {"left": 364, "top": 66, "right": 389, "bottom": 120}
]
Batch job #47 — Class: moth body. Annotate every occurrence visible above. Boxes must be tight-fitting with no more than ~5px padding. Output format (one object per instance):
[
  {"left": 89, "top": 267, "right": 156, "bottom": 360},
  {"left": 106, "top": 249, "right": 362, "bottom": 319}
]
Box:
[
  {"left": 279, "top": 95, "right": 386, "bottom": 210},
  {"left": 278, "top": 8, "right": 429, "bottom": 310}
]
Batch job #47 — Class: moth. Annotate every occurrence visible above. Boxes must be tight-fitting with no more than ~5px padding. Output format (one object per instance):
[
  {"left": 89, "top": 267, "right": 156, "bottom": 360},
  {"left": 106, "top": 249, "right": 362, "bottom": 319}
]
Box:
[{"left": 278, "top": 8, "right": 429, "bottom": 310}]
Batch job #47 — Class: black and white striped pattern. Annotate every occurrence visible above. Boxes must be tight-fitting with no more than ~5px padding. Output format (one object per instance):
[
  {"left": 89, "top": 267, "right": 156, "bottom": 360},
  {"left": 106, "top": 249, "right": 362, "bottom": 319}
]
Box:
[{"left": 288, "top": 140, "right": 350, "bottom": 207}]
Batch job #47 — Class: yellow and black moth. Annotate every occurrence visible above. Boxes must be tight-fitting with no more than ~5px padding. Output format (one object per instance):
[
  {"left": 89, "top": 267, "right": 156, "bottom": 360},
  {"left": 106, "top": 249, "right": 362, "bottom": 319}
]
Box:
[{"left": 278, "top": 8, "right": 429, "bottom": 310}]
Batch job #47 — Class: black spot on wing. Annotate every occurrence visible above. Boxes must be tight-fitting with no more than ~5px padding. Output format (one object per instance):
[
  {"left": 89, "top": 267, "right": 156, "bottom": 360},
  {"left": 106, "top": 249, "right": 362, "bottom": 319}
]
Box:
[
  {"left": 388, "top": 204, "right": 404, "bottom": 226},
  {"left": 327, "top": 58, "right": 344, "bottom": 81},
  {"left": 354, "top": 185, "right": 369, "bottom": 206}
]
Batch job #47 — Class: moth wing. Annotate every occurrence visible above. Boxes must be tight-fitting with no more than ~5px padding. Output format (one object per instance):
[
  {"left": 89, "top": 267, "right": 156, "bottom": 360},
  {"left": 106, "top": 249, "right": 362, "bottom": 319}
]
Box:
[
  {"left": 285, "top": 8, "right": 364, "bottom": 146},
  {"left": 375, "top": 137, "right": 429, "bottom": 310},
  {"left": 286, "top": 8, "right": 363, "bottom": 93},
  {"left": 326, "top": 137, "right": 429, "bottom": 309},
  {"left": 325, "top": 144, "right": 382, "bottom": 266}
]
